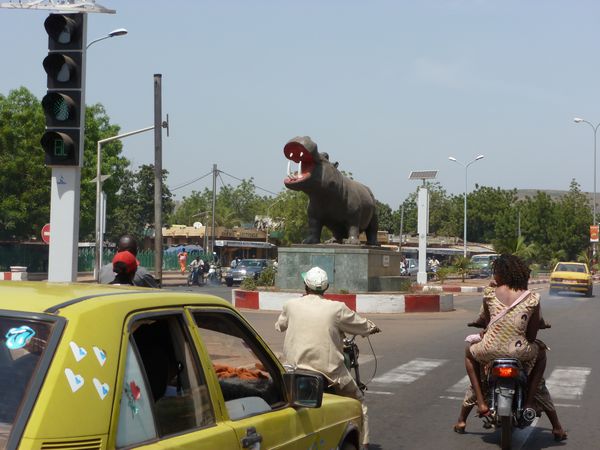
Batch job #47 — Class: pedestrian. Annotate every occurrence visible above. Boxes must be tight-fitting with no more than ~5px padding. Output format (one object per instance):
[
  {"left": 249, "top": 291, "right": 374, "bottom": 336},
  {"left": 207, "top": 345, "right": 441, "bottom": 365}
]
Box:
[
  {"left": 177, "top": 247, "right": 188, "bottom": 274},
  {"left": 110, "top": 250, "right": 138, "bottom": 285},
  {"left": 275, "top": 266, "right": 380, "bottom": 450},
  {"left": 189, "top": 256, "right": 204, "bottom": 284},
  {"left": 99, "top": 234, "right": 158, "bottom": 288}
]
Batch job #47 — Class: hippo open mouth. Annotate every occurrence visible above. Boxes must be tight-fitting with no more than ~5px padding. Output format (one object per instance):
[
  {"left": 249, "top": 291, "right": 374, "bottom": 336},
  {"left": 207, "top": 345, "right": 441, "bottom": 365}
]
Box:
[{"left": 283, "top": 141, "right": 316, "bottom": 185}]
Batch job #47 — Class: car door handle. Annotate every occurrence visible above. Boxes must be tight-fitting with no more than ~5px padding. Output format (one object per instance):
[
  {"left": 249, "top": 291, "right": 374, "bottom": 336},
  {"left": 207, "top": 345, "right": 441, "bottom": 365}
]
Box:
[{"left": 241, "top": 426, "right": 263, "bottom": 448}]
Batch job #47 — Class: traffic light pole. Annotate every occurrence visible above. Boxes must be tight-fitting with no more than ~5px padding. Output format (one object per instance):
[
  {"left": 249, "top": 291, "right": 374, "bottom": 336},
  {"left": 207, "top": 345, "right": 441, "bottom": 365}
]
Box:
[{"left": 47, "top": 13, "right": 87, "bottom": 282}]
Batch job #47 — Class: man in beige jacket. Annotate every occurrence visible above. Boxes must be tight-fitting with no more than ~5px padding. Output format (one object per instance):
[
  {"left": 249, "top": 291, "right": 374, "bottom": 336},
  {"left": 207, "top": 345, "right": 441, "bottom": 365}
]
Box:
[{"left": 275, "top": 266, "right": 380, "bottom": 450}]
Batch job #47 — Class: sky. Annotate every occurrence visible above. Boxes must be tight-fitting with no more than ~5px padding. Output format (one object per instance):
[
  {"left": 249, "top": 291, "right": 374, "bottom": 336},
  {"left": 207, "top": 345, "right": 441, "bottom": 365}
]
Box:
[{"left": 1, "top": 0, "right": 600, "bottom": 208}]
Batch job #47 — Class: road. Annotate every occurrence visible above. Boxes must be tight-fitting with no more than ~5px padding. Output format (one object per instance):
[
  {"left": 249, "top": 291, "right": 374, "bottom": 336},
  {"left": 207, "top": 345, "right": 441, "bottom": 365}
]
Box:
[{"left": 169, "top": 283, "right": 597, "bottom": 449}]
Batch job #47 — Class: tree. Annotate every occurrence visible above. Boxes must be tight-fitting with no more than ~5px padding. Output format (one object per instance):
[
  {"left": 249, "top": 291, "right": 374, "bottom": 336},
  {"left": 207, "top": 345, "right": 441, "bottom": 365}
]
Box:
[
  {"left": 110, "top": 164, "right": 174, "bottom": 240},
  {"left": 552, "top": 180, "right": 592, "bottom": 260},
  {"left": 376, "top": 200, "right": 395, "bottom": 233},
  {"left": 79, "top": 103, "right": 130, "bottom": 240},
  {"left": 0, "top": 88, "right": 50, "bottom": 240}
]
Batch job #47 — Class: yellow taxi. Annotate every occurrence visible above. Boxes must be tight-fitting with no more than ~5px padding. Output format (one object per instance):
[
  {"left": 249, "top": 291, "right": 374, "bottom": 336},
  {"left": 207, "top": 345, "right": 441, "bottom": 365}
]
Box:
[
  {"left": 549, "top": 262, "right": 593, "bottom": 297},
  {"left": 0, "top": 282, "right": 363, "bottom": 450}
]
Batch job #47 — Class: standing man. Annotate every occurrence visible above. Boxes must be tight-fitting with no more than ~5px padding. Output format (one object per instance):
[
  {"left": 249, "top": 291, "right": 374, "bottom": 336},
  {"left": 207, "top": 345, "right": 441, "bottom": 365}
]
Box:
[
  {"left": 275, "top": 267, "right": 380, "bottom": 450},
  {"left": 177, "top": 247, "right": 188, "bottom": 274},
  {"left": 99, "top": 234, "right": 158, "bottom": 288}
]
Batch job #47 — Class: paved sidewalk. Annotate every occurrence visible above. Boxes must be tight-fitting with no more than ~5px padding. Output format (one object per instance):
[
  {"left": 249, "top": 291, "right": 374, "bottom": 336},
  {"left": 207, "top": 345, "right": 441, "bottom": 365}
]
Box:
[{"left": 416, "top": 276, "right": 551, "bottom": 293}]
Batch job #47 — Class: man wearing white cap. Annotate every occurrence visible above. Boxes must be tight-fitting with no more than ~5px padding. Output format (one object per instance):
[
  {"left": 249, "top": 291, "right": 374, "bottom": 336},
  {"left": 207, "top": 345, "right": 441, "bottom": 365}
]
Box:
[{"left": 275, "top": 266, "right": 380, "bottom": 450}]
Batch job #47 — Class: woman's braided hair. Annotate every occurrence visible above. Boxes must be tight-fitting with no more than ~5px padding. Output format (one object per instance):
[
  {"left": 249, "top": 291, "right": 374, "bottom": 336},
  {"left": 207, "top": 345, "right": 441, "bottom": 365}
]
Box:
[{"left": 492, "top": 254, "right": 530, "bottom": 290}]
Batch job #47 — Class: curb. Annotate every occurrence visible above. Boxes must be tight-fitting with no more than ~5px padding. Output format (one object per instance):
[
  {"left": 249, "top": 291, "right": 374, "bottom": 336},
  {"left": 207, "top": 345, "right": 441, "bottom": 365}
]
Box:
[
  {"left": 232, "top": 289, "right": 454, "bottom": 313},
  {"left": 414, "top": 278, "right": 552, "bottom": 293},
  {"left": 0, "top": 272, "right": 28, "bottom": 281}
]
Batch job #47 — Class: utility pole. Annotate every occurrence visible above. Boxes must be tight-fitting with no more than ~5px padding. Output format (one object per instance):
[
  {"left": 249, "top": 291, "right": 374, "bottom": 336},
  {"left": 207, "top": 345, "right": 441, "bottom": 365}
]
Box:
[
  {"left": 154, "top": 74, "right": 163, "bottom": 283},
  {"left": 211, "top": 164, "right": 217, "bottom": 256},
  {"left": 399, "top": 204, "right": 404, "bottom": 254}
]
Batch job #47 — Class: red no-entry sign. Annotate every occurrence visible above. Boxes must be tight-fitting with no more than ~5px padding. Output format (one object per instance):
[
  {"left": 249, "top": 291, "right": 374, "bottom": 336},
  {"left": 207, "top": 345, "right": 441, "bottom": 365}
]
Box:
[{"left": 41, "top": 223, "right": 51, "bottom": 244}]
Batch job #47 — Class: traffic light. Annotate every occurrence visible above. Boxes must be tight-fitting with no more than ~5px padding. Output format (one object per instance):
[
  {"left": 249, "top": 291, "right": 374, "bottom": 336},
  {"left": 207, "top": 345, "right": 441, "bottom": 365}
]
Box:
[{"left": 40, "top": 13, "right": 85, "bottom": 166}]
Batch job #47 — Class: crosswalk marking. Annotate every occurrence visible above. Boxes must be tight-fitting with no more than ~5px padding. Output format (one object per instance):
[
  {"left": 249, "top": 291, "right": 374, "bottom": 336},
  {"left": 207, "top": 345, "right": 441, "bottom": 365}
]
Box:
[
  {"left": 446, "top": 375, "right": 470, "bottom": 393},
  {"left": 372, "top": 358, "right": 447, "bottom": 384},
  {"left": 546, "top": 366, "right": 591, "bottom": 400}
]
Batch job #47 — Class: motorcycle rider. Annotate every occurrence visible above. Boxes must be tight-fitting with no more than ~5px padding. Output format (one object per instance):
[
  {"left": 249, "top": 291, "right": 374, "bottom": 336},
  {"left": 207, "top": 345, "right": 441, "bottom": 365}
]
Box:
[
  {"left": 189, "top": 256, "right": 204, "bottom": 284},
  {"left": 275, "top": 266, "right": 380, "bottom": 450}
]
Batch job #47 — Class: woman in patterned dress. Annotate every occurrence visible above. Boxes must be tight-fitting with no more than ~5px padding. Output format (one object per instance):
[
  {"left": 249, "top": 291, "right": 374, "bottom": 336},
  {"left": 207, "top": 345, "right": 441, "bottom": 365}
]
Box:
[{"left": 461, "top": 255, "right": 568, "bottom": 439}]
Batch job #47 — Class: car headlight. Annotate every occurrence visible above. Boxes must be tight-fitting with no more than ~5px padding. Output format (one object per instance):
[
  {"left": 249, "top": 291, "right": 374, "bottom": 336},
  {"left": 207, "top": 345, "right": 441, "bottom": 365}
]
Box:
[{"left": 239, "top": 269, "right": 246, "bottom": 275}]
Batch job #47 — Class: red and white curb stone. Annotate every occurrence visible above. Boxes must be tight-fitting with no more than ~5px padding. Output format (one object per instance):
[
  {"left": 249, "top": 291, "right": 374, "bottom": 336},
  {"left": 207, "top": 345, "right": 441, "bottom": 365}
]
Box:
[
  {"left": 232, "top": 290, "right": 454, "bottom": 313},
  {"left": 0, "top": 272, "right": 28, "bottom": 281}
]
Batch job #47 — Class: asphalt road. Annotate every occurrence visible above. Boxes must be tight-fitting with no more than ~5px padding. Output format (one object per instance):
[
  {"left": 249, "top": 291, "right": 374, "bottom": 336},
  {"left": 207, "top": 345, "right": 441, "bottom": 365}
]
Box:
[{"left": 236, "top": 287, "right": 597, "bottom": 450}]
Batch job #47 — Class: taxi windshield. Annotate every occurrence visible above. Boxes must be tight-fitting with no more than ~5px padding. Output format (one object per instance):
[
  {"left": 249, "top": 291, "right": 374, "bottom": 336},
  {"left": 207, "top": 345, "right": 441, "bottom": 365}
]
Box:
[{"left": 0, "top": 317, "right": 53, "bottom": 449}]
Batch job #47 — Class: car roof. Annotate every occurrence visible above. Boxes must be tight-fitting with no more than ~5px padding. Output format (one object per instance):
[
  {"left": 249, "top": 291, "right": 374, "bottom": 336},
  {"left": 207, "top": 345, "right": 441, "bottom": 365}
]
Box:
[{"left": 0, "top": 281, "right": 231, "bottom": 316}]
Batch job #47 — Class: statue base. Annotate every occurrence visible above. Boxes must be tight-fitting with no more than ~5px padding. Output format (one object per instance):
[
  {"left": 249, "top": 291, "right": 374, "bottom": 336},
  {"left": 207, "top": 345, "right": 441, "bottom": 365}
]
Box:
[{"left": 276, "top": 244, "right": 405, "bottom": 293}]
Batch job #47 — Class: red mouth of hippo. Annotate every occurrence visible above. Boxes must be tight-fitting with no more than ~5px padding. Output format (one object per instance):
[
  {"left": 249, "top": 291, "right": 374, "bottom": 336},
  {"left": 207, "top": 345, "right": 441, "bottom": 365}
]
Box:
[{"left": 283, "top": 142, "right": 315, "bottom": 185}]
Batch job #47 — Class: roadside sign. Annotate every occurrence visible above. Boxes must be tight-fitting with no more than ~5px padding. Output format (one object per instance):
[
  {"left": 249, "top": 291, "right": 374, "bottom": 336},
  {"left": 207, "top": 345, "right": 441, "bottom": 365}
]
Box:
[
  {"left": 591, "top": 225, "right": 599, "bottom": 243},
  {"left": 41, "top": 223, "right": 51, "bottom": 244}
]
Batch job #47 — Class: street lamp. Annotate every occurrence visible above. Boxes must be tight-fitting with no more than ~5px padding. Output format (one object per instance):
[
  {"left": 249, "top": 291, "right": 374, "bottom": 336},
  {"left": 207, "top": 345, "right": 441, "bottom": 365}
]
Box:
[
  {"left": 448, "top": 154, "right": 485, "bottom": 257},
  {"left": 87, "top": 28, "right": 128, "bottom": 49},
  {"left": 94, "top": 126, "right": 155, "bottom": 280},
  {"left": 574, "top": 117, "right": 600, "bottom": 226}
]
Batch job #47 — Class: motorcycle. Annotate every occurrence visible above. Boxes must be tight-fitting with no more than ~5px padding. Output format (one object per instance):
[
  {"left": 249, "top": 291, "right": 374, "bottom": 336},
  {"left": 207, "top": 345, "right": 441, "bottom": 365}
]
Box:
[
  {"left": 485, "top": 358, "right": 536, "bottom": 450},
  {"left": 207, "top": 264, "right": 222, "bottom": 285},
  {"left": 467, "top": 320, "right": 544, "bottom": 449},
  {"left": 343, "top": 335, "right": 367, "bottom": 391},
  {"left": 187, "top": 265, "right": 204, "bottom": 287}
]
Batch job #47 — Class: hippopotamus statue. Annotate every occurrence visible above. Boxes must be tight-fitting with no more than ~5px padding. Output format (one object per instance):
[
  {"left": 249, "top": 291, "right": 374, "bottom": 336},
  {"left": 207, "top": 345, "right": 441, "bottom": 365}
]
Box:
[{"left": 283, "top": 136, "right": 379, "bottom": 245}]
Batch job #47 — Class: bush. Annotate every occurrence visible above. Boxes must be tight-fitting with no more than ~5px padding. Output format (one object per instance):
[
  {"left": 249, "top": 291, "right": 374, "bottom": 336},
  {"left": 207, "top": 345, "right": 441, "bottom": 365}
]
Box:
[
  {"left": 257, "top": 267, "right": 276, "bottom": 287},
  {"left": 435, "top": 266, "right": 454, "bottom": 284},
  {"left": 240, "top": 277, "right": 257, "bottom": 291}
]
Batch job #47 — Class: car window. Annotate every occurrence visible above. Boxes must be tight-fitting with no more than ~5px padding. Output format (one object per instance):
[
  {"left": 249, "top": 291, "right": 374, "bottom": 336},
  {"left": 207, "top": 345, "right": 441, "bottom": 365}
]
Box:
[
  {"left": 192, "top": 311, "right": 285, "bottom": 420},
  {"left": 116, "top": 314, "right": 215, "bottom": 447},
  {"left": 556, "top": 264, "right": 585, "bottom": 273},
  {"left": 0, "top": 317, "right": 54, "bottom": 449}
]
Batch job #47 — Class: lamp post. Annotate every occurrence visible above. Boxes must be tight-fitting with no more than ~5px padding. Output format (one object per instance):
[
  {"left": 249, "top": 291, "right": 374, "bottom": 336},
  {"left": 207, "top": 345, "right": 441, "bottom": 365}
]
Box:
[
  {"left": 574, "top": 117, "right": 600, "bottom": 226},
  {"left": 94, "top": 126, "right": 155, "bottom": 280},
  {"left": 87, "top": 28, "right": 128, "bottom": 49},
  {"left": 448, "top": 155, "right": 485, "bottom": 257}
]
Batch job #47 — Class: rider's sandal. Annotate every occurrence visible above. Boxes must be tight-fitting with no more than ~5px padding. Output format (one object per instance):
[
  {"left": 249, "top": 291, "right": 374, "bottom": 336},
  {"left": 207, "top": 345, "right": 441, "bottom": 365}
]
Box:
[
  {"left": 453, "top": 425, "right": 466, "bottom": 434},
  {"left": 553, "top": 430, "right": 568, "bottom": 441}
]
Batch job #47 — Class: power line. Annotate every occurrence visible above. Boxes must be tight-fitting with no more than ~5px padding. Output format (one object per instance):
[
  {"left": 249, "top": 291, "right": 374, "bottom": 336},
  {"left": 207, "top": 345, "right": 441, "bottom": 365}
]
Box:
[
  {"left": 171, "top": 170, "right": 213, "bottom": 191},
  {"left": 219, "top": 169, "right": 279, "bottom": 196}
]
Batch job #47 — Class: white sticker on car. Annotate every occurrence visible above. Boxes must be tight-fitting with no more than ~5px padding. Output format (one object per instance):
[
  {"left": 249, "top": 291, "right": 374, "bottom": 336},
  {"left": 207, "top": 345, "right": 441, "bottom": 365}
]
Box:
[{"left": 65, "top": 368, "right": 85, "bottom": 392}]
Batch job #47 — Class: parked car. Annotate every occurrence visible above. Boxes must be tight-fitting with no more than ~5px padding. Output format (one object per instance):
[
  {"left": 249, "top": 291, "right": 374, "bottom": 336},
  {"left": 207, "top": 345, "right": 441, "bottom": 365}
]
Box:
[
  {"left": 0, "top": 282, "right": 364, "bottom": 449},
  {"left": 401, "top": 258, "right": 418, "bottom": 276},
  {"left": 549, "top": 261, "right": 593, "bottom": 297},
  {"left": 225, "top": 259, "right": 270, "bottom": 287},
  {"left": 468, "top": 253, "right": 499, "bottom": 278}
]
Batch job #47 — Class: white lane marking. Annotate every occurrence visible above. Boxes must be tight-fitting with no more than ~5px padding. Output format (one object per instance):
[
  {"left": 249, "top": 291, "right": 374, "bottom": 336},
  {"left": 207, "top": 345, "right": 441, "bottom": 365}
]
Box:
[
  {"left": 447, "top": 375, "right": 470, "bottom": 393},
  {"left": 554, "top": 403, "right": 581, "bottom": 408},
  {"left": 439, "top": 395, "right": 464, "bottom": 401},
  {"left": 372, "top": 358, "right": 447, "bottom": 384},
  {"left": 546, "top": 366, "right": 591, "bottom": 400},
  {"left": 513, "top": 417, "right": 539, "bottom": 450},
  {"left": 366, "top": 390, "right": 394, "bottom": 395}
]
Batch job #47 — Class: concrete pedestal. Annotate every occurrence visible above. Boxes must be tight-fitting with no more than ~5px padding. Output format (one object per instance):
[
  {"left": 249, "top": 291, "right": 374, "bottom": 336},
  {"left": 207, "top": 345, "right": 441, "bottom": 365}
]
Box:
[{"left": 276, "top": 244, "right": 404, "bottom": 292}]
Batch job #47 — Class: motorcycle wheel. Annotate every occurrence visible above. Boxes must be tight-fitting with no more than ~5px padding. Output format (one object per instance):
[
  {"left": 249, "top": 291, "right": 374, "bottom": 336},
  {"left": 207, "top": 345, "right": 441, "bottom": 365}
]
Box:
[
  {"left": 186, "top": 273, "right": 192, "bottom": 287},
  {"left": 500, "top": 415, "right": 512, "bottom": 450}
]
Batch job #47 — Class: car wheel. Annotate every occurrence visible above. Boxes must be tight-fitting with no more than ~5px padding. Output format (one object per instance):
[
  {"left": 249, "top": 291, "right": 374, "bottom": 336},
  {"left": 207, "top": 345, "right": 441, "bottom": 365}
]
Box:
[
  {"left": 585, "top": 286, "right": 593, "bottom": 297},
  {"left": 549, "top": 288, "right": 557, "bottom": 296},
  {"left": 226, "top": 279, "right": 233, "bottom": 287}
]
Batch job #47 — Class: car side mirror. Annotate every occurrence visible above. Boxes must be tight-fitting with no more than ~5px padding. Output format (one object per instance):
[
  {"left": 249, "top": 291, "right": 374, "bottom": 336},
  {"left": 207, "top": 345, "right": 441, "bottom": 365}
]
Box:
[{"left": 283, "top": 369, "right": 324, "bottom": 408}]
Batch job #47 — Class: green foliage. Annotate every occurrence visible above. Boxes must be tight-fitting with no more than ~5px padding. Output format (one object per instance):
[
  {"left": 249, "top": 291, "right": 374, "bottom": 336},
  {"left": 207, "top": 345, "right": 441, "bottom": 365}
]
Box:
[
  {"left": 240, "top": 277, "right": 257, "bottom": 291},
  {"left": 0, "top": 88, "right": 49, "bottom": 240},
  {"left": 435, "top": 266, "right": 454, "bottom": 284},
  {"left": 257, "top": 266, "right": 276, "bottom": 287},
  {"left": 453, "top": 256, "right": 471, "bottom": 282},
  {"left": 110, "top": 164, "right": 174, "bottom": 240}
]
